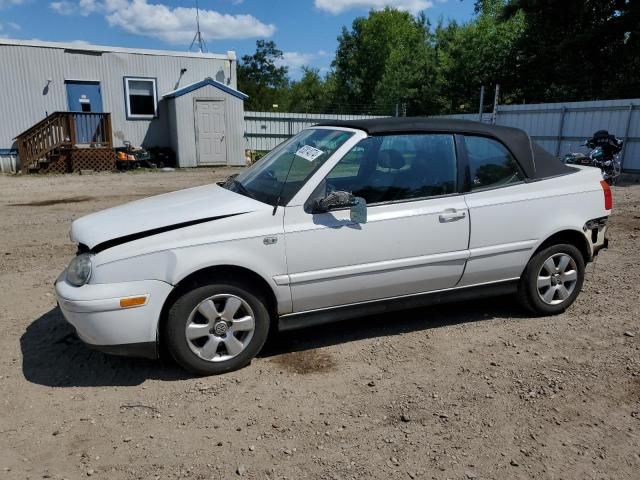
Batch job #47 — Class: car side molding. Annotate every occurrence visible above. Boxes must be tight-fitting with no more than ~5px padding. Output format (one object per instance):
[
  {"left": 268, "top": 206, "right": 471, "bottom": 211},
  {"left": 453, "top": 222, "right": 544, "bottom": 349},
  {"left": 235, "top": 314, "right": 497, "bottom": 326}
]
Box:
[{"left": 278, "top": 278, "right": 519, "bottom": 331}]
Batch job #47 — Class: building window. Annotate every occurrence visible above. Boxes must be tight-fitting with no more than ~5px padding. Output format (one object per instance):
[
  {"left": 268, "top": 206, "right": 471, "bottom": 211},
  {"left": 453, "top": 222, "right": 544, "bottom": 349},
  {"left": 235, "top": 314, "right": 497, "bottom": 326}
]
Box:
[{"left": 124, "top": 77, "right": 157, "bottom": 119}]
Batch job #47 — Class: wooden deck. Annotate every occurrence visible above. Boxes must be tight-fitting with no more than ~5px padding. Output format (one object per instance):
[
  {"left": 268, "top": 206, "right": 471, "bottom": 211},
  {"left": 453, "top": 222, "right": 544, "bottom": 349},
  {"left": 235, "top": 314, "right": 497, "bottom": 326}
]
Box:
[{"left": 16, "top": 112, "right": 115, "bottom": 173}]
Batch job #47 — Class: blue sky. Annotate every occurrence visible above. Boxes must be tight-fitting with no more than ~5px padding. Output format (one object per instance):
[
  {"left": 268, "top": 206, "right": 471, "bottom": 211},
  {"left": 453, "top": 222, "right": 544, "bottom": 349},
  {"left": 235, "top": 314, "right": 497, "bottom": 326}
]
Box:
[{"left": 0, "top": 0, "right": 475, "bottom": 78}]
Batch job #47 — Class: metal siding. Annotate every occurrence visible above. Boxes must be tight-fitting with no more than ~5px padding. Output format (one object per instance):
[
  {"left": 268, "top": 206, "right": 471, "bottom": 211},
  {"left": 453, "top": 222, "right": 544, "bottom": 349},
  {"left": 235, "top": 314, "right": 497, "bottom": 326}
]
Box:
[
  {"left": 628, "top": 106, "right": 640, "bottom": 171},
  {"left": 0, "top": 43, "right": 235, "bottom": 156},
  {"left": 167, "top": 99, "right": 179, "bottom": 163},
  {"left": 226, "top": 95, "right": 248, "bottom": 166},
  {"left": 441, "top": 99, "right": 640, "bottom": 172},
  {"left": 243, "top": 112, "right": 387, "bottom": 151},
  {"left": 0, "top": 152, "right": 18, "bottom": 173}
]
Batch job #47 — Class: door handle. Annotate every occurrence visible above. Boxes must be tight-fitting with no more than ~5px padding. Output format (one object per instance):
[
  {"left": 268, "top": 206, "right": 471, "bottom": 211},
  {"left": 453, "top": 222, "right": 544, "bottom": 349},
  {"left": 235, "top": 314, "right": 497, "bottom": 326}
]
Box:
[{"left": 439, "top": 209, "right": 467, "bottom": 222}]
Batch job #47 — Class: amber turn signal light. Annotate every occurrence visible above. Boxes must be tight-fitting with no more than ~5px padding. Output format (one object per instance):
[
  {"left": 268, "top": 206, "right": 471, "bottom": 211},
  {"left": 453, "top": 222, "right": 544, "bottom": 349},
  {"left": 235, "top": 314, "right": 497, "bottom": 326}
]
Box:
[{"left": 119, "top": 296, "right": 147, "bottom": 308}]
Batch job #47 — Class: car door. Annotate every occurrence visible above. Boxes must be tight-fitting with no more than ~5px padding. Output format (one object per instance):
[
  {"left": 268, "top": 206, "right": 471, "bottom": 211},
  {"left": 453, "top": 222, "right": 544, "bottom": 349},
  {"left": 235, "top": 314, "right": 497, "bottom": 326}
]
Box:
[
  {"left": 283, "top": 133, "right": 470, "bottom": 313},
  {"left": 458, "top": 134, "right": 535, "bottom": 286}
]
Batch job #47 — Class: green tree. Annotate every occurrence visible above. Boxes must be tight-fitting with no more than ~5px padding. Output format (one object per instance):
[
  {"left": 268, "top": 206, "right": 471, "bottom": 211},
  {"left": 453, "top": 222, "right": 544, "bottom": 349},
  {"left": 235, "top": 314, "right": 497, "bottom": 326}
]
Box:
[
  {"left": 502, "top": 0, "right": 640, "bottom": 102},
  {"left": 435, "top": 0, "right": 525, "bottom": 113},
  {"left": 238, "top": 40, "right": 290, "bottom": 111},
  {"left": 332, "top": 8, "right": 438, "bottom": 115},
  {"left": 286, "top": 67, "right": 329, "bottom": 113}
]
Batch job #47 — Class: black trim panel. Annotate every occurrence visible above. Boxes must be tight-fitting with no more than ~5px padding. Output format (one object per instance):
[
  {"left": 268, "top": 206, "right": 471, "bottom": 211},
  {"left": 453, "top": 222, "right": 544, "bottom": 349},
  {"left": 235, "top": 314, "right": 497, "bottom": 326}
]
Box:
[
  {"left": 278, "top": 280, "right": 518, "bottom": 332},
  {"left": 87, "top": 341, "right": 158, "bottom": 359},
  {"left": 593, "top": 236, "right": 609, "bottom": 257},
  {"left": 91, "top": 213, "right": 247, "bottom": 253}
]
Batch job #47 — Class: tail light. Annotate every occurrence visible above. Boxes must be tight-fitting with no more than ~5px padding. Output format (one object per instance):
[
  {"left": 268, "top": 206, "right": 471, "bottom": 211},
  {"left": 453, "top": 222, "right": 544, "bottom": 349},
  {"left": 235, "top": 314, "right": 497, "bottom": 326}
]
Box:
[{"left": 600, "top": 180, "right": 612, "bottom": 210}]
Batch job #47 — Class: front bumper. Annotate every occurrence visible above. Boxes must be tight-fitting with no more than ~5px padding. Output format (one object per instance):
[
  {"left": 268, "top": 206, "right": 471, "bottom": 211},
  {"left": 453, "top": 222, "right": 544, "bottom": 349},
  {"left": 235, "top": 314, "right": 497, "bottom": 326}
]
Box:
[{"left": 55, "top": 275, "right": 173, "bottom": 359}]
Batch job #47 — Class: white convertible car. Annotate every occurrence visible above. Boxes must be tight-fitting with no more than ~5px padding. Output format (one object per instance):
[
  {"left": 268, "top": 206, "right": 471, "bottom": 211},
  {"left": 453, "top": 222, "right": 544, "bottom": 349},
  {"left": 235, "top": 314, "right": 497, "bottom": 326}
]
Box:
[{"left": 55, "top": 118, "right": 611, "bottom": 375}]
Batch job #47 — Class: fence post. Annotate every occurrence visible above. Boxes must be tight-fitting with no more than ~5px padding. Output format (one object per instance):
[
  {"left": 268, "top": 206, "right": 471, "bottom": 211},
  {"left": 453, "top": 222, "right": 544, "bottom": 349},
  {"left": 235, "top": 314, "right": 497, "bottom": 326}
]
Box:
[
  {"left": 492, "top": 84, "right": 500, "bottom": 125},
  {"left": 555, "top": 107, "right": 567, "bottom": 156},
  {"left": 620, "top": 103, "right": 634, "bottom": 171},
  {"left": 478, "top": 86, "right": 485, "bottom": 122}
]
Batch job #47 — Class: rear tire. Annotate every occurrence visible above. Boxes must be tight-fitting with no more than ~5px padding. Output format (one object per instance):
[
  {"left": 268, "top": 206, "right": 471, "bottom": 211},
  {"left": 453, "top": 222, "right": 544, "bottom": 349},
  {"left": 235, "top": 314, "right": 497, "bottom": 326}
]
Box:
[
  {"left": 165, "top": 282, "right": 270, "bottom": 375},
  {"left": 518, "top": 244, "right": 585, "bottom": 315}
]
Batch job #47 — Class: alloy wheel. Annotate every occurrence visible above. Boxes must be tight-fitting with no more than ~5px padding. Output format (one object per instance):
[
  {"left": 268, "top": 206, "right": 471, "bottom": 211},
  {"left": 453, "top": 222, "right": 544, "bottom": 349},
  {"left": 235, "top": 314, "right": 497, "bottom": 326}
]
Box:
[{"left": 536, "top": 253, "right": 578, "bottom": 305}]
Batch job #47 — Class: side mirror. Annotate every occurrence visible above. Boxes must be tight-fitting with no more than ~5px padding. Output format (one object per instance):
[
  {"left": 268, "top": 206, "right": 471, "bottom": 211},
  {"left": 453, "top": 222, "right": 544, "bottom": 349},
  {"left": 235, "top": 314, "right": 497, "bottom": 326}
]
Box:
[
  {"left": 312, "top": 191, "right": 368, "bottom": 224},
  {"left": 350, "top": 196, "right": 367, "bottom": 224}
]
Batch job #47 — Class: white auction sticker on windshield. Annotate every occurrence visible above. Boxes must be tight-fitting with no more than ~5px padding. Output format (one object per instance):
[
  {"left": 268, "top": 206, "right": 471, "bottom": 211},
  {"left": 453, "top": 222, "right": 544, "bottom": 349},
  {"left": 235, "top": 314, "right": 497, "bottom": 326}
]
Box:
[{"left": 295, "top": 145, "right": 324, "bottom": 162}]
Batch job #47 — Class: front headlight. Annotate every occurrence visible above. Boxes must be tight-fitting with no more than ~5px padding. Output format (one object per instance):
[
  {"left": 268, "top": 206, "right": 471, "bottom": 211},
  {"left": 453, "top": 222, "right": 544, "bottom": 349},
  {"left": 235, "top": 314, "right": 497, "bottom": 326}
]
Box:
[{"left": 66, "top": 253, "right": 92, "bottom": 286}]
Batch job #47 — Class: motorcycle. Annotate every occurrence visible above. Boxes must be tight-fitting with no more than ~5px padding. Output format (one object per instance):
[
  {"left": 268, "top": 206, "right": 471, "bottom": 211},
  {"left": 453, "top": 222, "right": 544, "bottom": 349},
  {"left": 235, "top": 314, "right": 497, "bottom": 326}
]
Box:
[{"left": 562, "top": 130, "right": 623, "bottom": 184}]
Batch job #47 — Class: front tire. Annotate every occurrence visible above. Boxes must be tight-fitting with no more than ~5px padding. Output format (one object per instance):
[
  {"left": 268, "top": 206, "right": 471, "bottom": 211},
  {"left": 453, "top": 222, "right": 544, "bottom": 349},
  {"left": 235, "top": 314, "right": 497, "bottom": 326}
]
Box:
[
  {"left": 165, "top": 282, "right": 270, "bottom": 375},
  {"left": 518, "top": 244, "right": 585, "bottom": 315}
]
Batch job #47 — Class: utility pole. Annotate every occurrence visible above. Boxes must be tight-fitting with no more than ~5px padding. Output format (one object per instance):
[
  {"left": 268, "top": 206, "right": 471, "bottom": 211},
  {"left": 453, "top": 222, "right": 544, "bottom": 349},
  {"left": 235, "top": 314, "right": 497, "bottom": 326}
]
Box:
[{"left": 478, "top": 86, "right": 485, "bottom": 122}]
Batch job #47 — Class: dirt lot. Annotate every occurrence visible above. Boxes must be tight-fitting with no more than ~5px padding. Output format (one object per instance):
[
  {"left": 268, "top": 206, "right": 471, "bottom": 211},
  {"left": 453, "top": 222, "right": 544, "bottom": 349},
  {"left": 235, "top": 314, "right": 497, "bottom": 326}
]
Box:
[{"left": 0, "top": 169, "right": 638, "bottom": 480}]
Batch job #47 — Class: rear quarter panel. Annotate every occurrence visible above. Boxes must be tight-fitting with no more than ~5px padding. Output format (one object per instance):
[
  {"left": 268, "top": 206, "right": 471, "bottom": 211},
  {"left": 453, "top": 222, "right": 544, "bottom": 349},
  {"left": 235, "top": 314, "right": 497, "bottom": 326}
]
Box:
[{"left": 460, "top": 166, "right": 608, "bottom": 286}]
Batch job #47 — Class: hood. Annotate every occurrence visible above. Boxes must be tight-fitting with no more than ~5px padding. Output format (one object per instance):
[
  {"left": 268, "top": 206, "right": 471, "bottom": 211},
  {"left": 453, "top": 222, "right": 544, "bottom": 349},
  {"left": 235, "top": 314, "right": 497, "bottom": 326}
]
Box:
[{"left": 71, "top": 183, "right": 269, "bottom": 251}]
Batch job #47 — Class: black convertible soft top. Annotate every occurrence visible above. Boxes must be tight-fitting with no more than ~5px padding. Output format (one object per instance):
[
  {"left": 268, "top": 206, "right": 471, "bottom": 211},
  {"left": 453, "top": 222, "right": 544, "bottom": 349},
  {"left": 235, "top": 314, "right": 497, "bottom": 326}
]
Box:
[{"left": 317, "top": 117, "right": 572, "bottom": 180}]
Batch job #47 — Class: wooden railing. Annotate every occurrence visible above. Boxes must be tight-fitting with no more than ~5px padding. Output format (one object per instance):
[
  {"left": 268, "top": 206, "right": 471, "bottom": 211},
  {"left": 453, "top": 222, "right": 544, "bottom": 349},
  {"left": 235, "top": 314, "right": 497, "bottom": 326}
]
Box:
[{"left": 16, "top": 112, "right": 112, "bottom": 171}]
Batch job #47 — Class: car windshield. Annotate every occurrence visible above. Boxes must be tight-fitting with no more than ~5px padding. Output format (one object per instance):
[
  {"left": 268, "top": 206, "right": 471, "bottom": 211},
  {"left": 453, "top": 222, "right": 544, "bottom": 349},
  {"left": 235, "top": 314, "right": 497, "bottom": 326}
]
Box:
[{"left": 223, "top": 128, "right": 354, "bottom": 206}]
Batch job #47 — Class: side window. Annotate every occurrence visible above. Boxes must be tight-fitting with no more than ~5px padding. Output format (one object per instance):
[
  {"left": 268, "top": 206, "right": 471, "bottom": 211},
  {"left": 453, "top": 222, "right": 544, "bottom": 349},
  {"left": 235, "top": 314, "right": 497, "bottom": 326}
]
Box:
[
  {"left": 124, "top": 77, "right": 158, "bottom": 119},
  {"left": 463, "top": 136, "right": 523, "bottom": 190},
  {"left": 323, "top": 134, "right": 457, "bottom": 204}
]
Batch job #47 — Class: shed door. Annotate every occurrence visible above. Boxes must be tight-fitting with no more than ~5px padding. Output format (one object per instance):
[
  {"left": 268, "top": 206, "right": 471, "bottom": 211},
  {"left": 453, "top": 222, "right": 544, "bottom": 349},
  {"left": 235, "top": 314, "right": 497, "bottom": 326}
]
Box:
[{"left": 196, "top": 100, "right": 226, "bottom": 165}]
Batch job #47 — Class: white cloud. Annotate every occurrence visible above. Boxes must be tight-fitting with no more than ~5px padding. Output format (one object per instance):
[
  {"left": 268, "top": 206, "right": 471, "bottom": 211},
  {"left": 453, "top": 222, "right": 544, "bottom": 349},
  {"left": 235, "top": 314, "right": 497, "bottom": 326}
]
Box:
[
  {"left": 49, "top": 0, "right": 275, "bottom": 43},
  {"left": 279, "top": 51, "right": 316, "bottom": 71},
  {"left": 0, "top": 19, "right": 18, "bottom": 37},
  {"left": 0, "top": 0, "right": 27, "bottom": 9},
  {"left": 78, "top": 0, "right": 100, "bottom": 14},
  {"left": 315, "top": 0, "right": 433, "bottom": 15},
  {"left": 105, "top": 1, "right": 276, "bottom": 43},
  {"left": 277, "top": 50, "right": 332, "bottom": 79},
  {"left": 50, "top": 1, "right": 75, "bottom": 14}
]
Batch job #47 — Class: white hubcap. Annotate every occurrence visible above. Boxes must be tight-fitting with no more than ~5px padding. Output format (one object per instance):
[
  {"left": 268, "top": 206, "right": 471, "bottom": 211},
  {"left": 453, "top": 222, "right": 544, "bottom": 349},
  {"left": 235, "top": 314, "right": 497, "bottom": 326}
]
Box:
[{"left": 185, "top": 294, "right": 255, "bottom": 362}]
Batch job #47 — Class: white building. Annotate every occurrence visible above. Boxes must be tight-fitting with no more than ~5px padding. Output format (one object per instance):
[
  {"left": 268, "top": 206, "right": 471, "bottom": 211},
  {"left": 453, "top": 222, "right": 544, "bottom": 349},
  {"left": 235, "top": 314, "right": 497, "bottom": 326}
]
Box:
[{"left": 0, "top": 39, "right": 248, "bottom": 172}]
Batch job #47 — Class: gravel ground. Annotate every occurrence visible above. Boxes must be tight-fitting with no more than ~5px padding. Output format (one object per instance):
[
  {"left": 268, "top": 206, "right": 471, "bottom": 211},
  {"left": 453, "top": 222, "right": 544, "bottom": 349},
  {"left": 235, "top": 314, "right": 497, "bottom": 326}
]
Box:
[{"left": 0, "top": 170, "right": 638, "bottom": 480}]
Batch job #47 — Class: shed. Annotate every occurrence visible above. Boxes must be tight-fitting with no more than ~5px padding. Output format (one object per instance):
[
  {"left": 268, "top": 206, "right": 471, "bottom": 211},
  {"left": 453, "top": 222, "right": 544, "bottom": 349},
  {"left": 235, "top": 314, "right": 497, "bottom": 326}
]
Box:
[
  {"left": 163, "top": 78, "right": 248, "bottom": 167},
  {"left": 0, "top": 38, "right": 243, "bottom": 173}
]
